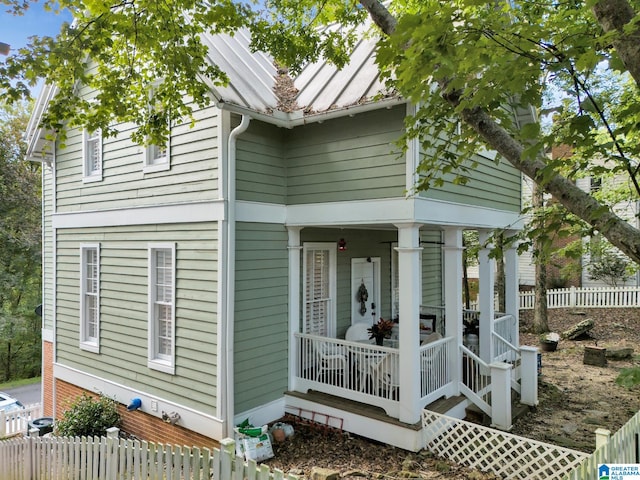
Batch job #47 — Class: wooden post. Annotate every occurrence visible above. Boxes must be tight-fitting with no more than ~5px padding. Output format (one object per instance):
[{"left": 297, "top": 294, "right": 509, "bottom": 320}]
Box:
[
  {"left": 595, "top": 428, "right": 611, "bottom": 450},
  {"left": 520, "top": 346, "right": 539, "bottom": 406},
  {"left": 490, "top": 362, "right": 512, "bottom": 430}
]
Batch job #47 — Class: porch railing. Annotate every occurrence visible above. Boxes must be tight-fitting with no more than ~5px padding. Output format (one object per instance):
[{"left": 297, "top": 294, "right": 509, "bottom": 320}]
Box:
[
  {"left": 294, "top": 330, "right": 533, "bottom": 430},
  {"left": 294, "top": 332, "right": 457, "bottom": 419},
  {"left": 420, "top": 337, "right": 454, "bottom": 405},
  {"left": 294, "top": 333, "right": 402, "bottom": 417}
]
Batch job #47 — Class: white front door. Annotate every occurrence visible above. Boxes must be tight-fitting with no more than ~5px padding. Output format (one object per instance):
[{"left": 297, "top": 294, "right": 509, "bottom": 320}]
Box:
[{"left": 351, "top": 257, "right": 381, "bottom": 326}]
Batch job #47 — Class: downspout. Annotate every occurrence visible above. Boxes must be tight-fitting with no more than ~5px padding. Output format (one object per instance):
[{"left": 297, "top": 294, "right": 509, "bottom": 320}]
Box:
[{"left": 224, "top": 115, "right": 251, "bottom": 438}]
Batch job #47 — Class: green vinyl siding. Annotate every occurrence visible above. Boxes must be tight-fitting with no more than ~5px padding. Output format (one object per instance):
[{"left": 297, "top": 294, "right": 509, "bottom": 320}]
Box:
[
  {"left": 236, "top": 121, "right": 286, "bottom": 203},
  {"left": 234, "top": 222, "right": 289, "bottom": 414},
  {"left": 300, "top": 228, "right": 398, "bottom": 339},
  {"left": 55, "top": 106, "right": 219, "bottom": 212},
  {"left": 419, "top": 150, "right": 522, "bottom": 212},
  {"left": 55, "top": 222, "right": 218, "bottom": 415},
  {"left": 421, "top": 230, "right": 443, "bottom": 307},
  {"left": 285, "top": 106, "right": 406, "bottom": 204}
]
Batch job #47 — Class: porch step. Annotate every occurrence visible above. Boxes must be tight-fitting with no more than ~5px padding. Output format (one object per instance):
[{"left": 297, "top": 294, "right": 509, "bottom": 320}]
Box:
[
  {"left": 285, "top": 390, "right": 422, "bottom": 430},
  {"left": 465, "top": 396, "right": 532, "bottom": 426},
  {"left": 426, "top": 395, "right": 467, "bottom": 415}
]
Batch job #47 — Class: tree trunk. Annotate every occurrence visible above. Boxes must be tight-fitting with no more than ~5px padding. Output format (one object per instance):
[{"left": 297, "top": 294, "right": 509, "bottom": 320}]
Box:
[
  {"left": 359, "top": 0, "right": 640, "bottom": 266},
  {"left": 532, "top": 182, "right": 549, "bottom": 333},
  {"left": 592, "top": 0, "right": 640, "bottom": 87}
]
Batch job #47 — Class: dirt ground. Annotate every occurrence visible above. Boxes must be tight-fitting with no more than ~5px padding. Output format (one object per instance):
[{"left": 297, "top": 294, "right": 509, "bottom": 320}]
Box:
[{"left": 262, "top": 308, "right": 640, "bottom": 479}]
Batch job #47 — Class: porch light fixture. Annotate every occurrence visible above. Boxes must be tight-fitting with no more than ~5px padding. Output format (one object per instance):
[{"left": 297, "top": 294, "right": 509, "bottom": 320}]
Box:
[{"left": 338, "top": 238, "right": 347, "bottom": 251}]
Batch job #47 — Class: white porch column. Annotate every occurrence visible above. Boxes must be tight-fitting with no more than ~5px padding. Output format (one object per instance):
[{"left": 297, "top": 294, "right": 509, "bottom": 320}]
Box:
[
  {"left": 478, "top": 230, "right": 496, "bottom": 364},
  {"left": 287, "top": 227, "right": 303, "bottom": 391},
  {"left": 443, "top": 228, "right": 464, "bottom": 396},
  {"left": 394, "top": 223, "right": 422, "bottom": 424}
]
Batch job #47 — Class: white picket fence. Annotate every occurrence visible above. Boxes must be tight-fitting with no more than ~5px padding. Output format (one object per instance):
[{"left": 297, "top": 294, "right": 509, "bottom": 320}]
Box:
[
  {"left": 565, "top": 410, "right": 640, "bottom": 480},
  {"left": 0, "top": 404, "right": 43, "bottom": 439},
  {"left": 0, "top": 431, "right": 297, "bottom": 480},
  {"left": 519, "top": 286, "right": 640, "bottom": 310}
]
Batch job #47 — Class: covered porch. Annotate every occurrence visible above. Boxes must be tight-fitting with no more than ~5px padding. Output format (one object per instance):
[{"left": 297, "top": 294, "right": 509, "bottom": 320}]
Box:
[{"left": 285, "top": 225, "right": 538, "bottom": 446}]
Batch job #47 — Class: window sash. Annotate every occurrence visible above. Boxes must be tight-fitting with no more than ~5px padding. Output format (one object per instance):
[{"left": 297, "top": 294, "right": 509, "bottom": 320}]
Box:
[
  {"left": 148, "top": 244, "right": 175, "bottom": 372},
  {"left": 84, "top": 130, "right": 102, "bottom": 178},
  {"left": 80, "top": 245, "right": 100, "bottom": 350}
]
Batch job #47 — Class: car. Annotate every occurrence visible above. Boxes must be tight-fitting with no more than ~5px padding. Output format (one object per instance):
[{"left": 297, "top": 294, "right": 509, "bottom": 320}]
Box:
[{"left": 0, "top": 392, "right": 24, "bottom": 414}]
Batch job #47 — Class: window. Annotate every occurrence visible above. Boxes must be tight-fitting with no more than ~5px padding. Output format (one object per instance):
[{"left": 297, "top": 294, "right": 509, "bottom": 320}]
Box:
[
  {"left": 80, "top": 244, "right": 100, "bottom": 352},
  {"left": 302, "top": 243, "right": 336, "bottom": 336},
  {"left": 143, "top": 86, "right": 171, "bottom": 173},
  {"left": 83, "top": 129, "right": 102, "bottom": 182},
  {"left": 148, "top": 243, "right": 176, "bottom": 374},
  {"left": 590, "top": 177, "right": 602, "bottom": 193}
]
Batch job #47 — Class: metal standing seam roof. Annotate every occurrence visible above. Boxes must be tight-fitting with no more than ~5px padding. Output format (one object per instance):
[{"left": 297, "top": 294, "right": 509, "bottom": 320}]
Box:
[{"left": 202, "top": 27, "right": 395, "bottom": 117}]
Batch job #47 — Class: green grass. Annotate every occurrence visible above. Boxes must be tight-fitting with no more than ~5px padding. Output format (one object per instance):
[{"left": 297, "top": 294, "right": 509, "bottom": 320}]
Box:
[{"left": 0, "top": 377, "right": 41, "bottom": 391}]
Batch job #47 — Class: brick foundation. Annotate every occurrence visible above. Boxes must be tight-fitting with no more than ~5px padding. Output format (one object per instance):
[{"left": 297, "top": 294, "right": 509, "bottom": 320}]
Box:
[
  {"left": 54, "top": 379, "right": 218, "bottom": 449},
  {"left": 42, "top": 341, "right": 54, "bottom": 417}
]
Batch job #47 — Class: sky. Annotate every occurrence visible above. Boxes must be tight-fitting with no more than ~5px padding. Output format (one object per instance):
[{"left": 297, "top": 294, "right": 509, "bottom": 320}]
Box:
[{"left": 1, "top": 2, "right": 71, "bottom": 52}]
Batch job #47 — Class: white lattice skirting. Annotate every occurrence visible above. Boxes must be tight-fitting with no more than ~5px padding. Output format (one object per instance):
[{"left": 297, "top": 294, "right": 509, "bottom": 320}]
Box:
[{"left": 422, "top": 411, "right": 589, "bottom": 479}]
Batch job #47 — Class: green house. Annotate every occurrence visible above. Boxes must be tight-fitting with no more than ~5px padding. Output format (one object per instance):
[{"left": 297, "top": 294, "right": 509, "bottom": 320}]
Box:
[{"left": 26, "top": 29, "right": 538, "bottom": 451}]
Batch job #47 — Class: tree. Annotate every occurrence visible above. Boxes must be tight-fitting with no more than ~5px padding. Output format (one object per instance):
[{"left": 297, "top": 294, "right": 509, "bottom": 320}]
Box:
[
  {"left": 0, "top": 101, "right": 42, "bottom": 382},
  {"left": 2, "top": 0, "right": 640, "bottom": 267}
]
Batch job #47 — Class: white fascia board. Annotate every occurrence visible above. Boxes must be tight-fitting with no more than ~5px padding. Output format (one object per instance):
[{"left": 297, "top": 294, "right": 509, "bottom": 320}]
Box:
[
  {"left": 52, "top": 201, "right": 224, "bottom": 229},
  {"left": 285, "top": 198, "right": 416, "bottom": 227},
  {"left": 54, "top": 363, "right": 223, "bottom": 440},
  {"left": 414, "top": 197, "right": 524, "bottom": 230},
  {"left": 258, "top": 197, "right": 523, "bottom": 230}
]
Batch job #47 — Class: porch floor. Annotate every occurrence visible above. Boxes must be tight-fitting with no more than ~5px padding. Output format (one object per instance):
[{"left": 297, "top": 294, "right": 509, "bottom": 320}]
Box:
[{"left": 285, "top": 390, "right": 467, "bottom": 430}]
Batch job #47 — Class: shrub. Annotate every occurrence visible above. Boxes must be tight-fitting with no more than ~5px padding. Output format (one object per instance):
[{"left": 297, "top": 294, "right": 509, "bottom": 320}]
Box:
[{"left": 54, "top": 393, "right": 121, "bottom": 437}]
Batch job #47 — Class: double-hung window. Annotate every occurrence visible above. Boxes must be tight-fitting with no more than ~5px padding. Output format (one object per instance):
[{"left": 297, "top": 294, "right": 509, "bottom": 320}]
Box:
[
  {"left": 148, "top": 243, "right": 176, "bottom": 374},
  {"left": 80, "top": 244, "right": 100, "bottom": 352},
  {"left": 83, "top": 129, "right": 103, "bottom": 182}
]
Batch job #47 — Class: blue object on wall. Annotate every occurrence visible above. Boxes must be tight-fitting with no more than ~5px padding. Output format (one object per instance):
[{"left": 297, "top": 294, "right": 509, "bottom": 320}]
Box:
[{"left": 127, "top": 398, "right": 142, "bottom": 411}]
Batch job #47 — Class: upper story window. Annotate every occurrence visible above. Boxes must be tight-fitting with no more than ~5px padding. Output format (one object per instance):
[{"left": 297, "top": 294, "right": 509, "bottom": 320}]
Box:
[
  {"left": 143, "top": 86, "right": 171, "bottom": 173},
  {"left": 148, "top": 243, "right": 176, "bottom": 374},
  {"left": 80, "top": 244, "right": 100, "bottom": 353},
  {"left": 83, "top": 129, "right": 103, "bottom": 182}
]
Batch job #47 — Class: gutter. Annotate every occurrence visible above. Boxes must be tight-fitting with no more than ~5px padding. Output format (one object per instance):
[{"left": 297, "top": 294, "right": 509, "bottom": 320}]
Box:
[
  {"left": 224, "top": 114, "right": 251, "bottom": 438},
  {"left": 215, "top": 96, "right": 406, "bottom": 129}
]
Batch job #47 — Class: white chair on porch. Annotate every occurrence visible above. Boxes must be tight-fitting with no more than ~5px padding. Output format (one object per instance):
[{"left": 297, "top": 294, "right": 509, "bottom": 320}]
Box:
[
  {"left": 376, "top": 354, "right": 399, "bottom": 398},
  {"left": 345, "top": 322, "right": 370, "bottom": 342},
  {"left": 315, "top": 342, "right": 349, "bottom": 387}
]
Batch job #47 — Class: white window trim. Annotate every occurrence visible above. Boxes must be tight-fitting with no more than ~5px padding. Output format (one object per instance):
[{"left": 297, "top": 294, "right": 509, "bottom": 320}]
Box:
[
  {"left": 79, "top": 243, "right": 100, "bottom": 353},
  {"left": 143, "top": 134, "right": 171, "bottom": 173},
  {"left": 148, "top": 242, "right": 176, "bottom": 374},
  {"left": 82, "top": 128, "right": 103, "bottom": 182},
  {"left": 302, "top": 242, "right": 337, "bottom": 337}
]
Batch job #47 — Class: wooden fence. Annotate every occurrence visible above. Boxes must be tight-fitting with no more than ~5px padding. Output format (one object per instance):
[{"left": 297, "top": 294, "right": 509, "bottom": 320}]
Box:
[
  {"left": 0, "top": 404, "right": 43, "bottom": 439},
  {"left": 0, "top": 431, "right": 297, "bottom": 480},
  {"left": 565, "top": 410, "right": 640, "bottom": 480},
  {"left": 520, "top": 286, "right": 640, "bottom": 310}
]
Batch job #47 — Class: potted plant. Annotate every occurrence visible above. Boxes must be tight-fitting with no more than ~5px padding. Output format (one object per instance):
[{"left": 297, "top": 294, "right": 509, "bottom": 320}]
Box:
[
  {"left": 368, "top": 318, "right": 395, "bottom": 346},
  {"left": 540, "top": 332, "right": 560, "bottom": 352}
]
